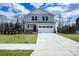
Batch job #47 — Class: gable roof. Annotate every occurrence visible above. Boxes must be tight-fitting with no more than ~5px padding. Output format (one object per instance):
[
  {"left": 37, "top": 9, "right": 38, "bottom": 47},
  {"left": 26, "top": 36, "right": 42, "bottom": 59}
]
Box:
[{"left": 26, "top": 8, "right": 55, "bottom": 16}]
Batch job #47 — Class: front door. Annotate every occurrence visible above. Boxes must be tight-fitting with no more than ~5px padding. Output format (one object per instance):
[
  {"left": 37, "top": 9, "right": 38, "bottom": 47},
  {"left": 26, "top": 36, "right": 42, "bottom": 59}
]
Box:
[{"left": 33, "top": 26, "right": 36, "bottom": 32}]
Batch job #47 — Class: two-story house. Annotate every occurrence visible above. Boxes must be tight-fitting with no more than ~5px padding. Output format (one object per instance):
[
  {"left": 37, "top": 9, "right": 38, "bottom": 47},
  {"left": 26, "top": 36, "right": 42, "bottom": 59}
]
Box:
[{"left": 24, "top": 8, "right": 57, "bottom": 33}]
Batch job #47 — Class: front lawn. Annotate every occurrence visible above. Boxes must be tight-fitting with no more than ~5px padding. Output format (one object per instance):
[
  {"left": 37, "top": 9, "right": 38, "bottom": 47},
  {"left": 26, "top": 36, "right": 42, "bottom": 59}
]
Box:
[
  {"left": 0, "top": 50, "right": 33, "bottom": 56},
  {"left": 0, "top": 34, "right": 37, "bottom": 44},
  {"left": 58, "top": 33, "right": 79, "bottom": 42}
]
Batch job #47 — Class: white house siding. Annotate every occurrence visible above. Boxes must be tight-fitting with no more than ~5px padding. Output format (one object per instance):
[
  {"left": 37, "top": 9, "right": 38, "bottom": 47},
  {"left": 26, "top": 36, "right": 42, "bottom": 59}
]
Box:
[
  {"left": 25, "top": 9, "right": 55, "bottom": 23},
  {"left": 25, "top": 14, "right": 55, "bottom": 23},
  {"left": 24, "top": 23, "right": 56, "bottom": 33},
  {"left": 37, "top": 23, "right": 55, "bottom": 27},
  {"left": 25, "top": 23, "right": 37, "bottom": 29}
]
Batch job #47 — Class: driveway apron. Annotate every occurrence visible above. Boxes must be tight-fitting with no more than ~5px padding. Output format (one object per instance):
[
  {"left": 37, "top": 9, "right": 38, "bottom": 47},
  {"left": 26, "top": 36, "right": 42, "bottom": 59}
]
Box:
[{"left": 31, "top": 33, "right": 79, "bottom": 56}]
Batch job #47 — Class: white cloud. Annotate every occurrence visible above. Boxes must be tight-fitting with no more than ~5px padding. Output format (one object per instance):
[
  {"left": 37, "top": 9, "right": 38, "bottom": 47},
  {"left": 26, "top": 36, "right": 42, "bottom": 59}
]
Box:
[
  {"left": 12, "top": 4, "right": 30, "bottom": 14},
  {"left": 62, "top": 9, "right": 79, "bottom": 18},
  {"left": 5, "top": 11, "right": 15, "bottom": 16},
  {"left": 45, "top": 6, "right": 62, "bottom": 12},
  {"left": 0, "top": 10, "right": 15, "bottom": 17},
  {"left": 61, "top": 9, "right": 79, "bottom": 23},
  {"left": 0, "top": 3, "right": 30, "bottom": 17},
  {"left": 62, "top": 12, "right": 71, "bottom": 17},
  {"left": 0, "top": 10, "right": 5, "bottom": 14},
  {"left": 0, "top": 3, "right": 15, "bottom": 16},
  {"left": 67, "top": 9, "right": 79, "bottom": 21},
  {"left": 45, "top": 7, "right": 63, "bottom": 15},
  {"left": 30, "top": 3, "right": 43, "bottom": 8},
  {"left": 0, "top": 3, "right": 12, "bottom": 8},
  {"left": 70, "top": 9, "right": 79, "bottom": 16}
]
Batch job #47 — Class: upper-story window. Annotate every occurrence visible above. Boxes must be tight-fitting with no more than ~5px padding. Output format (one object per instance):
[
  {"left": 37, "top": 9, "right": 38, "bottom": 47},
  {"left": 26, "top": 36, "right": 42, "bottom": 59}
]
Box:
[
  {"left": 35, "top": 16, "right": 37, "bottom": 20},
  {"left": 32, "top": 16, "right": 37, "bottom": 21},
  {"left": 46, "top": 16, "right": 48, "bottom": 21},
  {"left": 42, "top": 16, "right": 48, "bottom": 21},
  {"left": 42, "top": 16, "right": 45, "bottom": 21},
  {"left": 32, "top": 16, "right": 34, "bottom": 20}
]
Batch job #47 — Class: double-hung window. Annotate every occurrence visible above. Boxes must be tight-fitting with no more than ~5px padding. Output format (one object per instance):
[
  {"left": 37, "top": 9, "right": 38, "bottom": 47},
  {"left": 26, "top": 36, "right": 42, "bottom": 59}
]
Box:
[
  {"left": 32, "top": 16, "right": 37, "bottom": 21},
  {"left": 32, "top": 16, "right": 34, "bottom": 21},
  {"left": 35, "top": 16, "right": 37, "bottom": 20},
  {"left": 42, "top": 16, "right": 48, "bottom": 21},
  {"left": 46, "top": 16, "right": 48, "bottom": 21}
]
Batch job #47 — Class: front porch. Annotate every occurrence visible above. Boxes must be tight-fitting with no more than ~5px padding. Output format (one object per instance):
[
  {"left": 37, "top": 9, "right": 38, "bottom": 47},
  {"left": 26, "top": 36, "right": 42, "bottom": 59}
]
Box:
[{"left": 25, "top": 24, "right": 38, "bottom": 33}]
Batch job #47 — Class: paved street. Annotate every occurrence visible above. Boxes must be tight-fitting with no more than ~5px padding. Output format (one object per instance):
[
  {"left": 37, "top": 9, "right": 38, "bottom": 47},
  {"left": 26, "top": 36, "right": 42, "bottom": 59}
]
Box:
[{"left": 31, "top": 33, "right": 79, "bottom": 56}]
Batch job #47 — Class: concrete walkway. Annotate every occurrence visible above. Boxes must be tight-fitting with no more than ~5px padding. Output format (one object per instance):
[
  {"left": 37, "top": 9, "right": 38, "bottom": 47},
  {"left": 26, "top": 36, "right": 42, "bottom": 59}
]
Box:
[
  {"left": 31, "top": 33, "right": 79, "bottom": 56},
  {"left": 0, "top": 44, "right": 35, "bottom": 50}
]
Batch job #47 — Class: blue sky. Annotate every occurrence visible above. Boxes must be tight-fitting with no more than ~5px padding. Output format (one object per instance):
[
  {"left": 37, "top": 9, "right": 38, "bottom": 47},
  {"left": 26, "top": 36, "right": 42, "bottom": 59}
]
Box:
[{"left": 0, "top": 3, "right": 79, "bottom": 23}]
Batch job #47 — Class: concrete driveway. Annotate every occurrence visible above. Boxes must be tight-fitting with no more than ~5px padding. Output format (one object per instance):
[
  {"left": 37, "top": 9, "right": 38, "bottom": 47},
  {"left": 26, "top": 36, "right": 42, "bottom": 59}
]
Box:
[{"left": 31, "top": 33, "right": 79, "bottom": 56}]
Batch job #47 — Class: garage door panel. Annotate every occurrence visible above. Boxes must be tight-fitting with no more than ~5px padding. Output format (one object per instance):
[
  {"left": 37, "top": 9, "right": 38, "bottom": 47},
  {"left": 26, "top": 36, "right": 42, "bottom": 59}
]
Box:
[{"left": 38, "top": 28, "right": 54, "bottom": 33}]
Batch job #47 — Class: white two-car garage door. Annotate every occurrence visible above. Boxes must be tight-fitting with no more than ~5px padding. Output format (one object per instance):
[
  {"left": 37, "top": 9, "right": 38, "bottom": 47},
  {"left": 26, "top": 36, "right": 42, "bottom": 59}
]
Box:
[{"left": 38, "top": 26, "right": 54, "bottom": 33}]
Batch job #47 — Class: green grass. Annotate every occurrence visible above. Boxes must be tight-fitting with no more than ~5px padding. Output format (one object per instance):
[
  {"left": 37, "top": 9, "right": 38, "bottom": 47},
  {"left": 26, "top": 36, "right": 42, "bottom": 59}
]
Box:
[
  {"left": 0, "top": 34, "right": 37, "bottom": 43},
  {"left": 58, "top": 33, "right": 79, "bottom": 42},
  {"left": 0, "top": 50, "right": 33, "bottom": 56}
]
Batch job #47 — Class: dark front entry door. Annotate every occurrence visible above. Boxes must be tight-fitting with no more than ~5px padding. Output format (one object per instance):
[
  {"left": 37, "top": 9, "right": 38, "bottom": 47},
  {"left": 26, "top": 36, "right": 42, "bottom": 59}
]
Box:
[{"left": 33, "top": 26, "right": 36, "bottom": 32}]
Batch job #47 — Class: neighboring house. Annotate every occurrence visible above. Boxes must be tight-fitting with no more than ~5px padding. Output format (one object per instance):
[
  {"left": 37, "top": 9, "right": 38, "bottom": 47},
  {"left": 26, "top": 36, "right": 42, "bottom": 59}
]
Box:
[
  {"left": 24, "top": 8, "right": 57, "bottom": 33},
  {"left": 76, "top": 17, "right": 79, "bottom": 33}
]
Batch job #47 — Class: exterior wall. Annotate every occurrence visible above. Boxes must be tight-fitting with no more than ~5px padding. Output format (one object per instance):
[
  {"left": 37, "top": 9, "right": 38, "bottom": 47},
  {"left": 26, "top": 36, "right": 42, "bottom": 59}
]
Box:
[
  {"left": 25, "top": 14, "right": 55, "bottom": 23},
  {"left": 76, "top": 19, "right": 79, "bottom": 32},
  {"left": 24, "top": 23, "right": 38, "bottom": 33},
  {"left": 24, "top": 9, "right": 56, "bottom": 23},
  {"left": 24, "top": 24, "right": 34, "bottom": 33},
  {"left": 25, "top": 24, "right": 33, "bottom": 29},
  {"left": 25, "top": 23, "right": 55, "bottom": 29},
  {"left": 37, "top": 23, "right": 55, "bottom": 28},
  {"left": 24, "top": 23, "right": 56, "bottom": 33}
]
